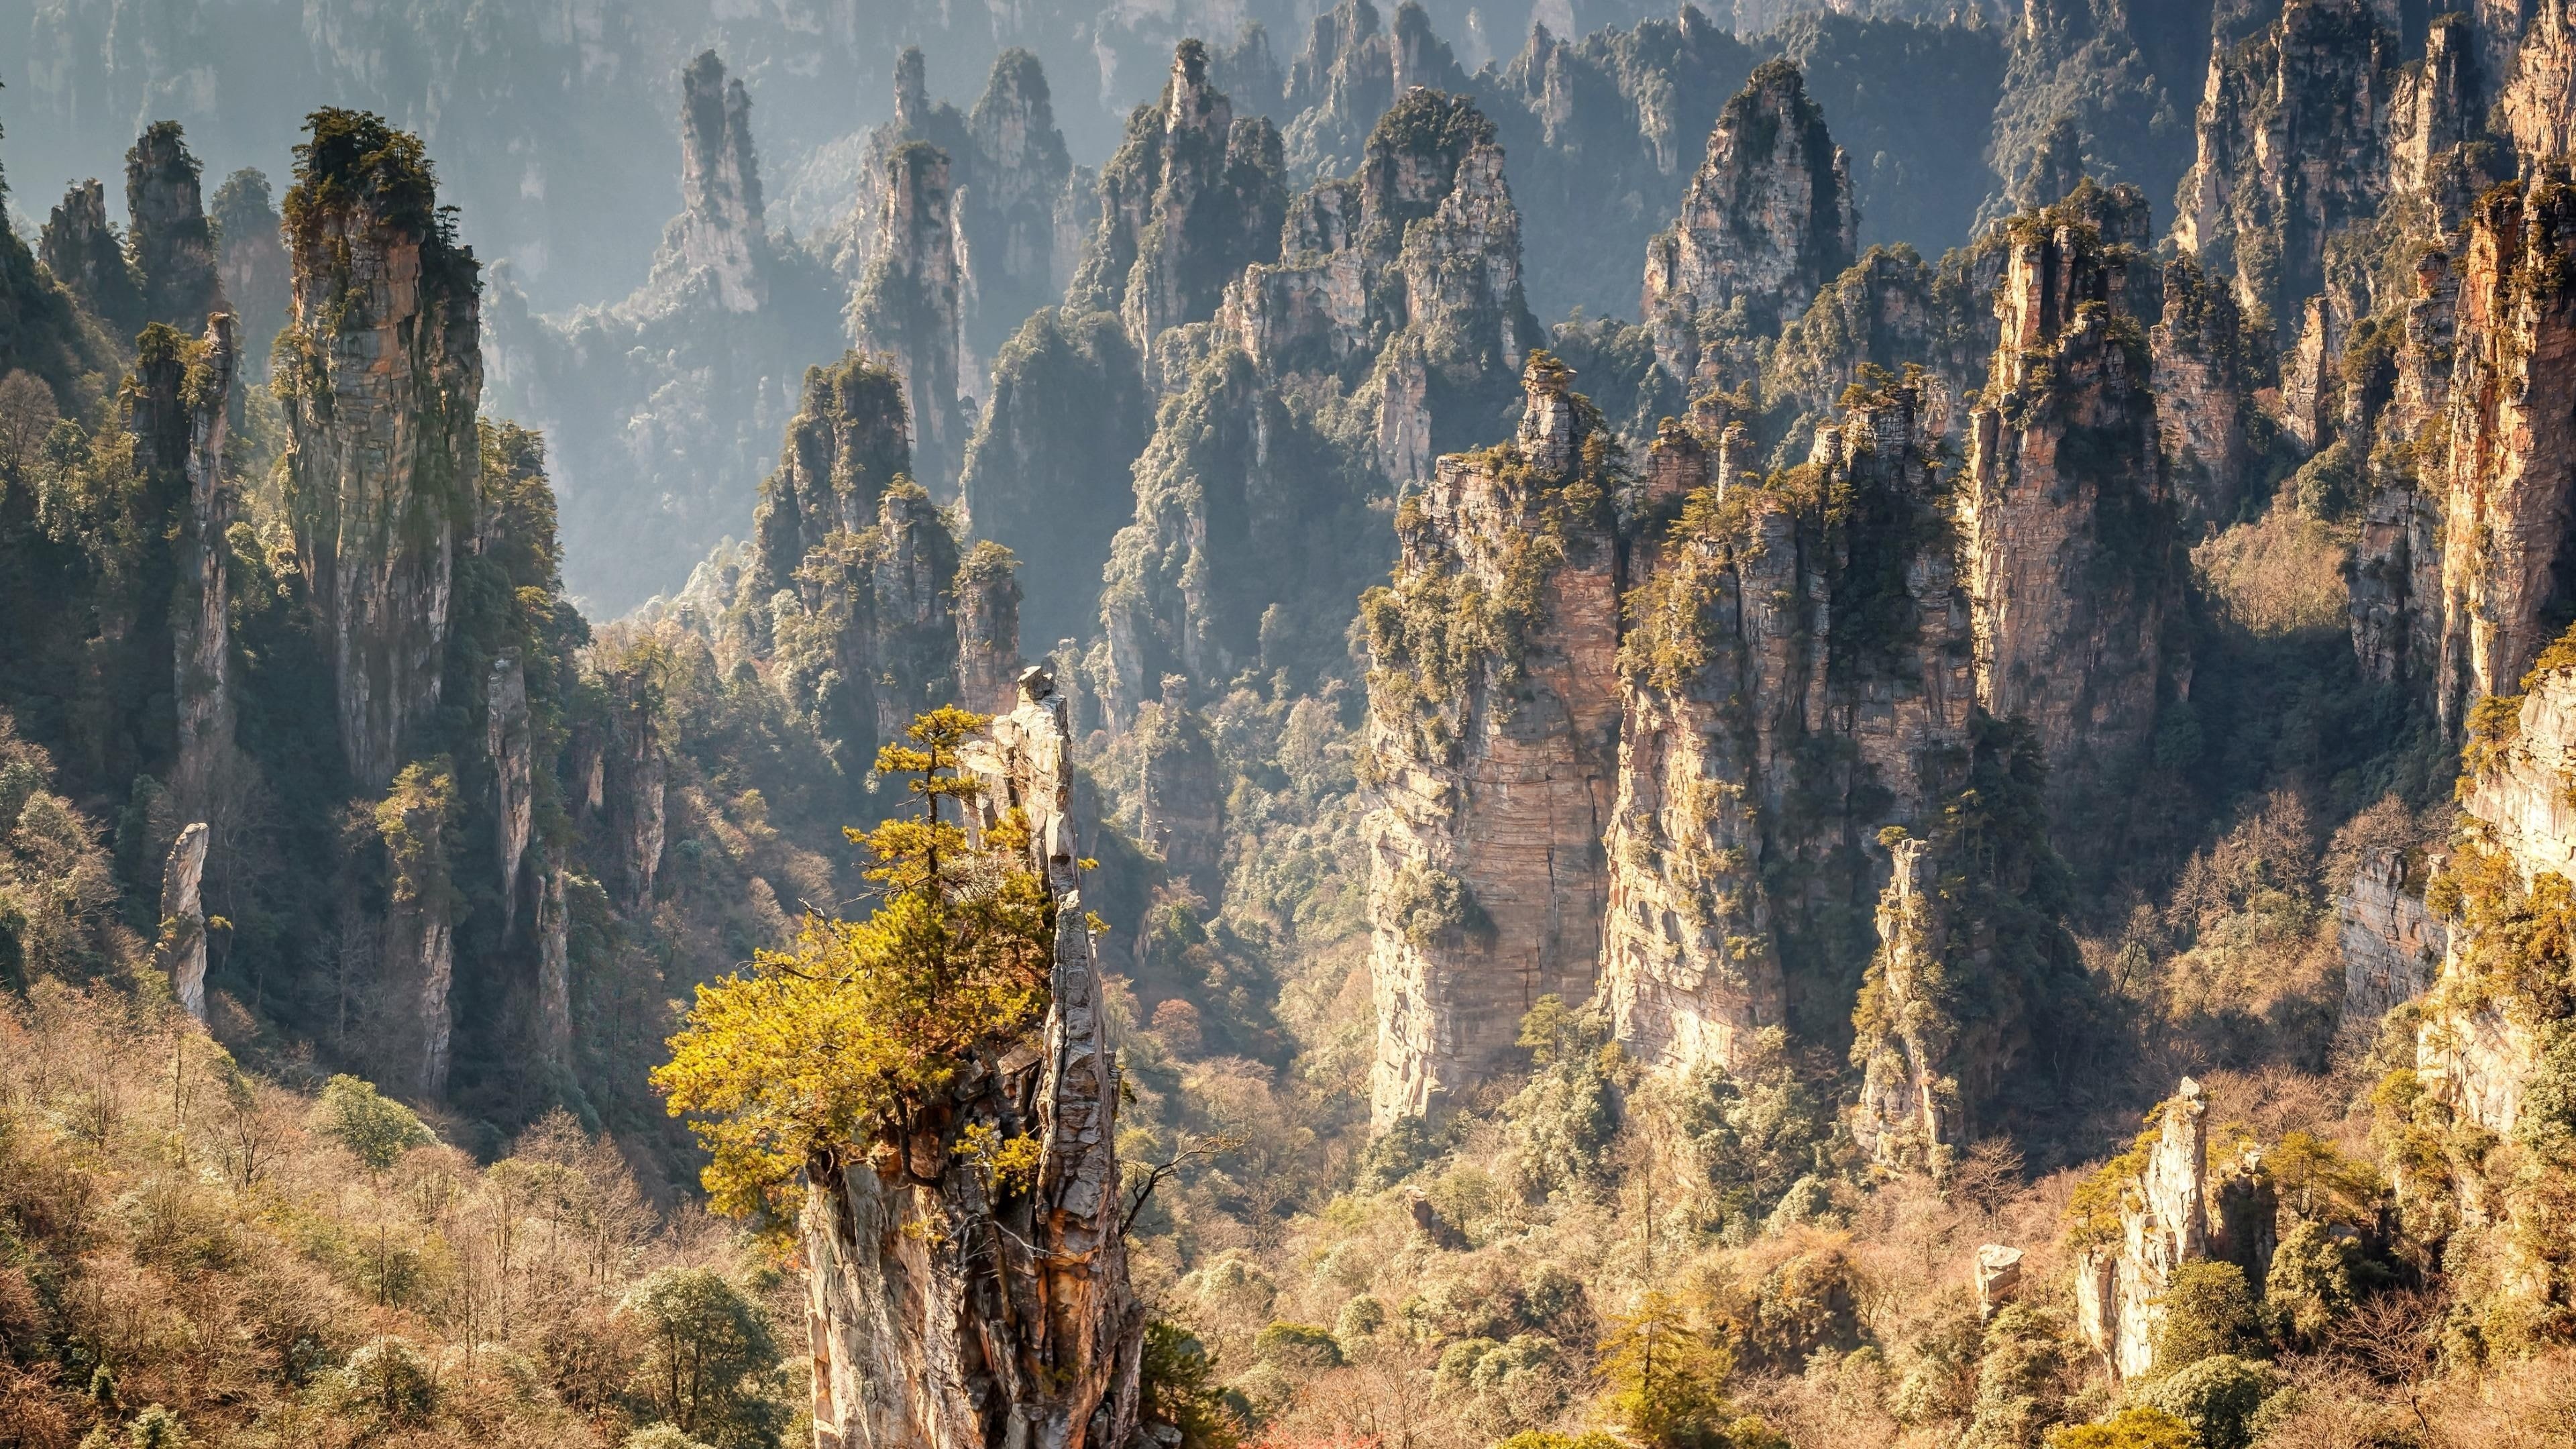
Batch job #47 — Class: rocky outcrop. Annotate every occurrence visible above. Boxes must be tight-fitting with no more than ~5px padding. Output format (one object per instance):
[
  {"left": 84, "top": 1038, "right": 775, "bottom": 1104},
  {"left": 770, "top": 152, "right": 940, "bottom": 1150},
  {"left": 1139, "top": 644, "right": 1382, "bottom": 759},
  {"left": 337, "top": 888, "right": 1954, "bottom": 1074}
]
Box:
[
  {"left": 956, "top": 541, "right": 1025, "bottom": 717},
  {"left": 159, "top": 822, "right": 211, "bottom": 1022},
  {"left": 600, "top": 663, "right": 667, "bottom": 914},
  {"left": 40, "top": 179, "right": 144, "bottom": 336},
  {"left": 830, "top": 48, "right": 1081, "bottom": 377},
  {"left": 802, "top": 665, "right": 1141, "bottom": 1449},
  {"left": 1093, "top": 349, "right": 1383, "bottom": 724},
  {"left": 1605, "top": 388, "right": 1975, "bottom": 1079},
  {"left": 1360, "top": 356, "right": 1623, "bottom": 1122},
  {"left": 745, "top": 353, "right": 1024, "bottom": 773},
  {"left": 851, "top": 142, "right": 967, "bottom": 493},
  {"left": 127, "top": 122, "right": 227, "bottom": 333},
  {"left": 2149, "top": 256, "right": 2258, "bottom": 525},
  {"left": 1214, "top": 89, "right": 1542, "bottom": 472},
  {"left": 647, "top": 52, "right": 769, "bottom": 315},
  {"left": 1957, "top": 199, "right": 2176, "bottom": 790},
  {"left": 536, "top": 859, "right": 572, "bottom": 1069},
  {"left": 1069, "top": 41, "right": 1287, "bottom": 353},
  {"left": 2339, "top": 847, "right": 2445, "bottom": 1021},
  {"left": 210, "top": 170, "right": 291, "bottom": 372},
  {"left": 2173, "top": 0, "right": 2396, "bottom": 334},
  {"left": 277, "top": 110, "right": 483, "bottom": 792},
  {"left": 2075, "top": 1079, "right": 2209, "bottom": 1383},
  {"left": 1642, "top": 60, "right": 1856, "bottom": 382},
  {"left": 377, "top": 761, "right": 460, "bottom": 1098},
  {"left": 2432, "top": 177, "right": 2576, "bottom": 729},
  {"left": 1136, "top": 678, "right": 1223, "bottom": 902},
  {"left": 1280, "top": 0, "right": 1469, "bottom": 179},
  {"left": 124, "top": 315, "right": 239, "bottom": 816}
]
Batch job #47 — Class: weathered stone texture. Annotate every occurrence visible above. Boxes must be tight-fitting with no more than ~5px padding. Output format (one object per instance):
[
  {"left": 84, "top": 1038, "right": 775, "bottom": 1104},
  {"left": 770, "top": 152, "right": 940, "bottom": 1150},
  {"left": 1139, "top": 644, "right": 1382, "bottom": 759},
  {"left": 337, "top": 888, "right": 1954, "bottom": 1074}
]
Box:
[{"left": 802, "top": 667, "right": 1140, "bottom": 1449}]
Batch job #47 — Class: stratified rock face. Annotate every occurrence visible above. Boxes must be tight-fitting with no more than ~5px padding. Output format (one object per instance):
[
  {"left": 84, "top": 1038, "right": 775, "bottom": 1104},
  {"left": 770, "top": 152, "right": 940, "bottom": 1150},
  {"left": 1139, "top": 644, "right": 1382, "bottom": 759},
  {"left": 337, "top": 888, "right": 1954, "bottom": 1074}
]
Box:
[
  {"left": 2173, "top": 0, "right": 2395, "bottom": 333},
  {"left": 1606, "top": 393, "right": 1976, "bottom": 1075},
  {"left": 804, "top": 667, "right": 1141, "bottom": 1449},
  {"left": 2149, "top": 256, "right": 2257, "bottom": 525},
  {"left": 2433, "top": 178, "right": 2576, "bottom": 729},
  {"left": 1359, "top": 356, "right": 1623, "bottom": 1122},
  {"left": 1642, "top": 60, "right": 1856, "bottom": 380},
  {"left": 159, "top": 822, "right": 211, "bottom": 1022},
  {"left": 211, "top": 169, "right": 292, "bottom": 370},
  {"left": 127, "top": 122, "right": 228, "bottom": 332},
  {"left": 1069, "top": 40, "right": 1287, "bottom": 350},
  {"left": 649, "top": 51, "right": 768, "bottom": 314},
  {"left": 1281, "top": 0, "right": 1468, "bottom": 178},
  {"left": 276, "top": 111, "right": 483, "bottom": 792},
  {"left": 1137, "top": 678, "right": 1223, "bottom": 902},
  {"left": 1958, "top": 201, "right": 2175, "bottom": 788},
  {"left": 40, "top": 179, "right": 143, "bottom": 335},
  {"left": 2076, "top": 1080, "right": 2210, "bottom": 1383},
  {"left": 851, "top": 143, "right": 965, "bottom": 494},
  {"left": 2339, "top": 846, "right": 2445, "bottom": 1021},
  {"left": 488, "top": 653, "right": 534, "bottom": 930}
]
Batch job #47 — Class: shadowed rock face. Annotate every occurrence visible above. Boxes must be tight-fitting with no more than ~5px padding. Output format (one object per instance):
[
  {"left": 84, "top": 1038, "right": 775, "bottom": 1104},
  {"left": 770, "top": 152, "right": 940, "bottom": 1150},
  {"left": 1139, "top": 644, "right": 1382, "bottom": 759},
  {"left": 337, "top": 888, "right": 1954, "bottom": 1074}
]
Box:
[
  {"left": 803, "top": 668, "right": 1140, "bottom": 1449},
  {"left": 276, "top": 113, "right": 484, "bottom": 793},
  {"left": 1643, "top": 59, "right": 1856, "bottom": 382},
  {"left": 41, "top": 179, "right": 143, "bottom": 335},
  {"left": 212, "top": 170, "right": 292, "bottom": 374},
  {"left": 127, "top": 122, "right": 229, "bottom": 333}
]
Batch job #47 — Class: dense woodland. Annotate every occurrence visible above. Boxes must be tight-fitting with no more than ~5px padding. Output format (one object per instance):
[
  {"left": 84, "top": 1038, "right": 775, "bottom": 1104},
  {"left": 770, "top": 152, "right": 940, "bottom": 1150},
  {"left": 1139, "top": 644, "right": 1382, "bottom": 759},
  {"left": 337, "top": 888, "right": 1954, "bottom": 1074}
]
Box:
[{"left": 7, "top": 1, "right": 2576, "bottom": 1448}]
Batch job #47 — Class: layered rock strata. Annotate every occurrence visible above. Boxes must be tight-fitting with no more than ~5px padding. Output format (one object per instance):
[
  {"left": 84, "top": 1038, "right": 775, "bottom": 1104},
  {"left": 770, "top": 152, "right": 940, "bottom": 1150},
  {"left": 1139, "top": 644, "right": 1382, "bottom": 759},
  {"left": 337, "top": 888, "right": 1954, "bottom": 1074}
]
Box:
[
  {"left": 1360, "top": 357, "right": 1623, "bottom": 1122},
  {"left": 1605, "top": 388, "right": 1975, "bottom": 1077},
  {"left": 1957, "top": 201, "right": 2177, "bottom": 788},
  {"left": 802, "top": 666, "right": 1140, "bottom": 1449}
]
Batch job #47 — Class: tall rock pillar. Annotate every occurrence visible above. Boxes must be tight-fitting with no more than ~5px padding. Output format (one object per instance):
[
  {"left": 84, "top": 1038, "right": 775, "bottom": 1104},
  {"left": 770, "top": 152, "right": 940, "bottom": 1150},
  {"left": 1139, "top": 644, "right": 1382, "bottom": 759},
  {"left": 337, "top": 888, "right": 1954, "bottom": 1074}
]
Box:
[
  {"left": 277, "top": 111, "right": 484, "bottom": 792},
  {"left": 802, "top": 666, "right": 1142, "bottom": 1449}
]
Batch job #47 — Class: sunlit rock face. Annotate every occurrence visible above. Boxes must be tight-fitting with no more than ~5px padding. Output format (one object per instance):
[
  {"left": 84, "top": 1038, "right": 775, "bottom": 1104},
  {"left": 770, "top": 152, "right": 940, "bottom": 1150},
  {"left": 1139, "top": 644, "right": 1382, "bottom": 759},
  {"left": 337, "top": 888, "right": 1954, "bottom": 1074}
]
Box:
[
  {"left": 1642, "top": 60, "right": 1856, "bottom": 384},
  {"left": 803, "top": 668, "right": 1140, "bottom": 1449}
]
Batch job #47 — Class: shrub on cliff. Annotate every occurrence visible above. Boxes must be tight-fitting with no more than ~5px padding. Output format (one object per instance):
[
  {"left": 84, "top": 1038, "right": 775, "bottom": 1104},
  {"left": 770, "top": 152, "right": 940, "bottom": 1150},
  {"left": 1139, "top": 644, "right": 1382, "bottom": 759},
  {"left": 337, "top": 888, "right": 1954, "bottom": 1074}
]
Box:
[{"left": 655, "top": 706, "right": 1056, "bottom": 1235}]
